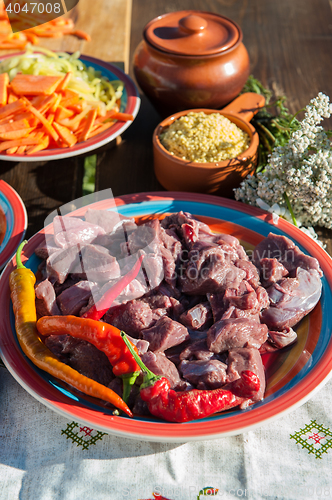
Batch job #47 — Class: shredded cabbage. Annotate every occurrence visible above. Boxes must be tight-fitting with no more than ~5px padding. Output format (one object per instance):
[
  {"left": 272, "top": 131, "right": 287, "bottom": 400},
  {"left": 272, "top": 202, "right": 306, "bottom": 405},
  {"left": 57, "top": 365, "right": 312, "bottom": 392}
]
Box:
[{"left": 0, "top": 46, "right": 124, "bottom": 115}]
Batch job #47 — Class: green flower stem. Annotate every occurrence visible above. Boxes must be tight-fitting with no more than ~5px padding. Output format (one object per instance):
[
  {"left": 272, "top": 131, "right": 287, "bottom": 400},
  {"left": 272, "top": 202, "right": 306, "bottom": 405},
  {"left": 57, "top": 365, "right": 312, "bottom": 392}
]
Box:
[
  {"left": 283, "top": 192, "right": 298, "bottom": 226},
  {"left": 256, "top": 121, "right": 276, "bottom": 143}
]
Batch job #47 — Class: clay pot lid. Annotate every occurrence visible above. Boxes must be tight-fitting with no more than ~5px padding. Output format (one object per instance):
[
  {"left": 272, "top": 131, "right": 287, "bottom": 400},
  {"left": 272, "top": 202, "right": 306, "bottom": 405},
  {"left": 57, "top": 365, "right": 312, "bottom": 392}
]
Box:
[{"left": 144, "top": 10, "right": 241, "bottom": 56}]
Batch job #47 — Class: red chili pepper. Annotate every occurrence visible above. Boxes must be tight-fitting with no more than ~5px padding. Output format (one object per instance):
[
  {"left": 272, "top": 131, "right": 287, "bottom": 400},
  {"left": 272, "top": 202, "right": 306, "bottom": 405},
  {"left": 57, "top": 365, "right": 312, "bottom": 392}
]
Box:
[
  {"left": 82, "top": 254, "right": 144, "bottom": 321},
  {"left": 121, "top": 333, "right": 260, "bottom": 423},
  {"left": 37, "top": 316, "right": 141, "bottom": 403}
]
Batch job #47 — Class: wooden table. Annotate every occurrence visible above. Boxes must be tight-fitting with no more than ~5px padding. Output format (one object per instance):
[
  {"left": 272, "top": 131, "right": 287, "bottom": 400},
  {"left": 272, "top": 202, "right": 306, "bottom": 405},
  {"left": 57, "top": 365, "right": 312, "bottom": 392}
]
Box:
[{"left": 1, "top": 0, "right": 332, "bottom": 251}]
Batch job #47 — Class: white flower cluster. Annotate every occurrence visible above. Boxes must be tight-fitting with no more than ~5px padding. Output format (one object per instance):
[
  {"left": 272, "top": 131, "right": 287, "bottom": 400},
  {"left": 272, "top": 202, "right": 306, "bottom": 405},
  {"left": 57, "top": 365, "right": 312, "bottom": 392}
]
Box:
[{"left": 235, "top": 92, "right": 332, "bottom": 230}]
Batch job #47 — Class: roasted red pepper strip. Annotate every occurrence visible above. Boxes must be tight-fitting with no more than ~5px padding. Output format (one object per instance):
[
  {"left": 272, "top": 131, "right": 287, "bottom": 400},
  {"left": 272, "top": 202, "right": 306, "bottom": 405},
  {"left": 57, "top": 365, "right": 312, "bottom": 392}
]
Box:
[
  {"left": 81, "top": 254, "right": 144, "bottom": 321},
  {"left": 121, "top": 332, "right": 260, "bottom": 422},
  {"left": 36, "top": 315, "right": 140, "bottom": 403}
]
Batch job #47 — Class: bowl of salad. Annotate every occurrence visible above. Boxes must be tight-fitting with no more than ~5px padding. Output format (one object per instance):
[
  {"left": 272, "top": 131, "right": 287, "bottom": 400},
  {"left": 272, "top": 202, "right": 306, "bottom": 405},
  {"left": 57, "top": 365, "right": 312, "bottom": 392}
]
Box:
[{"left": 0, "top": 48, "right": 140, "bottom": 161}]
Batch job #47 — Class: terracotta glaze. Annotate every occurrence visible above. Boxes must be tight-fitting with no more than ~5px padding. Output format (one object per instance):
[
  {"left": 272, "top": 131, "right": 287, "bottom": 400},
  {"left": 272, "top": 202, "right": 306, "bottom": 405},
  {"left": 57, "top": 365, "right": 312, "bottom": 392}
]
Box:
[
  {"left": 153, "top": 92, "right": 266, "bottom": 197},
  {"left": 133, "top": 10, "right": 250, "bottom": 115}
]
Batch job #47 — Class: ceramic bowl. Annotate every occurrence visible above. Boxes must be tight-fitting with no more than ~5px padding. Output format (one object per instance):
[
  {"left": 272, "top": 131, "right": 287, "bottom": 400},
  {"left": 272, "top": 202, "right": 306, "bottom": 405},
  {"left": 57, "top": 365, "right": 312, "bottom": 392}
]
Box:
[{"left": 152, "top": 92, "right": 265, "bottom": 197}]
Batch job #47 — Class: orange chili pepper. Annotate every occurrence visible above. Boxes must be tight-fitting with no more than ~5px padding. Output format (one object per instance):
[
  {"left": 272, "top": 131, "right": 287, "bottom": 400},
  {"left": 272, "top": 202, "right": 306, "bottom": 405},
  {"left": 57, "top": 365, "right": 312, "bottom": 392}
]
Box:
[
  {"left": 9, "top": 241, "right": 132, "bottom": 417},
  {"left": 36, "top": 315, "right": 141, "bottom": 403}
]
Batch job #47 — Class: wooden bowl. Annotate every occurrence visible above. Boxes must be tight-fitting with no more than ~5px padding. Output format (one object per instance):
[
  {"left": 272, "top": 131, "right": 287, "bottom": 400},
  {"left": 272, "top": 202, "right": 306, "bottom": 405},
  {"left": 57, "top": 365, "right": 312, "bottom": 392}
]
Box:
[{"left": 153, "top": 92, "right": 265, "bottom": 197}]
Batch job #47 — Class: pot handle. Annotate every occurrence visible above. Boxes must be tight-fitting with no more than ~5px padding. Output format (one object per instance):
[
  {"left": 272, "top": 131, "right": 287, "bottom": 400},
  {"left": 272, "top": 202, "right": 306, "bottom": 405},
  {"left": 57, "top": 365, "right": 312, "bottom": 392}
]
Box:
[{"left": 221, "top": 92, "right": 265, "bottom": 122}]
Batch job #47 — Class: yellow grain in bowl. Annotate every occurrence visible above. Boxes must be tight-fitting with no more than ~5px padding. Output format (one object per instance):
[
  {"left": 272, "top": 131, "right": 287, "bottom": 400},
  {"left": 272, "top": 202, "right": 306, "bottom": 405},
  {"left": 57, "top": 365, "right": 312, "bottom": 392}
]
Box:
[{"left": 160, "top": 112, "right": 250, "bottom": 163}]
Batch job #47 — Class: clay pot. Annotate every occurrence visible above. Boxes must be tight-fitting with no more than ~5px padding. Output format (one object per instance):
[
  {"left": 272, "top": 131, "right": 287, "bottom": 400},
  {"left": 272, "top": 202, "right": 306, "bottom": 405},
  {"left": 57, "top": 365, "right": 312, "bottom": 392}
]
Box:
[
  {"left": 133, "top": 10, "right": 250, "bottom": 116},
  {"left": 152, "top": 92, "right": 265, "bottom": 197}
]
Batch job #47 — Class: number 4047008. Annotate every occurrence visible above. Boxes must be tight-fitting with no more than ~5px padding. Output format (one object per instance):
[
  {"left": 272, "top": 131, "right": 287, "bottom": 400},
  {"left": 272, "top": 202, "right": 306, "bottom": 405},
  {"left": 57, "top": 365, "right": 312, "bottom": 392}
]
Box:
[{"left": 6, "top": 2, "right": 62, "bottom": 14}]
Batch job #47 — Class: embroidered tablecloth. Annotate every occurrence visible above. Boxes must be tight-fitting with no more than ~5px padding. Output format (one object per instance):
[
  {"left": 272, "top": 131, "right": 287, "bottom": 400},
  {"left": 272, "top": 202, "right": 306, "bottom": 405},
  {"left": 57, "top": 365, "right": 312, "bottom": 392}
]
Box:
[{"left": 1, "top": 362, "right": 332, "bottom": 500}]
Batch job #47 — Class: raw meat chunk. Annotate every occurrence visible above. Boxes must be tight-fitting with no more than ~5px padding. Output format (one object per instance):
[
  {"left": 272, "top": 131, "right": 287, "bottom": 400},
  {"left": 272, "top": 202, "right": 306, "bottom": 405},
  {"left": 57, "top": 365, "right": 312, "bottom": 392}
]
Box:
[
  {"left": 45, "top": 334, "right": 114, "bottom": 387},
  {"left": 261, "top": 268, "right": 322, "bottom": 329},
  {"left": 226, "top": 347, "right": 265, "bottom": 401},
  {"left": 234, "top": 259, "right": 260, "bottom": 288},
  {"left": 179, "top": 359, "right": 227, "bottom": 389},
  {"left": 141, "top": 351, "right": 182, "bottom": 389},
  {"left": 57, "top": 281, "right": 97, "bottom": 316},
  {"left": 207, "top": 292, "right": 227, "bottom": 322},
  {"left": 72, "top": 244, "right": 120, "bottom": 282},
  {"left": 124, "top": 224, "right": 158, "bottom": 254},
  {"left": 179, "top": 302, "right": 213, "bottom": 330},
  {"left": 253, "top": 232, "right": 323, "bottom": 277},
  {"left": 179, "top": 241, "right": 246, "bottom": 294},
  {"left": 85, "top": 208, "right": 135, "bottom": 234},
  {"left": 260, "top": 258, "right": 288, "bottom": 285},
  {"left": 141, "top": 290, "right": 173, "bottom": 310},
  {"left": 141, "top": 316, "right": 190, "bottom": 352},
  {"left": 159, "top": 246, "right": 176, "bottom": 286},
  {"left": 35, "top": 279, "right": 61, "bottom": 316},
  {"left": 104, "top": 300, "right": 154, "bottom": 337},
  {"left": 35, "top": 236, "right": 59, "bottom": 259},
  {"left": 46, "top": 245, "right": 81, "bottom": 284},
  {"left": 223, "top": 282, "right": 269, "bottom": 315},
  {"left": 268, "top": 326, "right": 297, "bottom": 349},
  {"left": 126, "top": 335, "right": 149, "bottom": 355},
  {"left": 79, "top": 278, "right": 147, "bottom": 316},
  {"left": 53, "top": 215, "right": 105, "bottom": 248},
  {"left": 180, "top": 339, "right": 215, "bottom": 361},
  {"left": 93, "top": 222, "right": 137, "bottom": 258},
  {"left": 207, "top": 317, "right": 268, "bottom": 353}
]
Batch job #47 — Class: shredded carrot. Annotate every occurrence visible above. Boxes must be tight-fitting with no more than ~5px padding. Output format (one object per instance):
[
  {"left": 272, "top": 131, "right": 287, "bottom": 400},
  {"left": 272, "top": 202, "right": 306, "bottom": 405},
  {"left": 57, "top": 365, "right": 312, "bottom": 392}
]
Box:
[
  {"left": 0, "top": 137, "right": 41, "bottom": 152},
  {"left": 78, "top": 109, "right": 97, "bottom": 142},
  {"left": 23, "top": 99, "right": 59, "bottom": 142},
  {"left": 53, "top": 122, "right": 77, "bottom": 148},
  {"left": 11, "top": 74, "right": 63, "bottom": 96},
  {"left": 6, "top": 146, "right": 18, "bottom": 154},
  {"left": 87, "top": 122, "right": 114, "bottom": 139},
  {"left": 56, "top": 72, "right": 72, "bottom": 92},
  {"left": 0, "top": 119, "right": 29, "bottom": 132},
  {"left": 15, "top": 113, "right": 38, "bottom": 127},
  {"left": 26, "top": 135, "right": 50, "bottom": 155},
  {"left": 50, "top": 94, "right": 62, "bottom": 113},
  {"left": 40, "top": 96, "right": 58, "bottom": 114},
  {"left": 111, "top": 112, "right": 134, "bottom": 122},
  {"left": 7, "top": 92, "right": 18, "bottom": 104},
  {"left": 30, "top": 95, "right": 47, "bottom": 109},
  {"left": 67, "top": 103, "right": 85, "bottom": 114},
  {"left": 0, "top": 127, "right": 34, "bottom": 140},
  {"left": 67, "top": 30, "right": 91, "bottom": 42},
  {"left": 59, "top": 106, "right": 92, "bottom": 131},
  {"left": 24, "top": 32, "right": 39, "bottom": 45},
  {"left": 29, "top": 130, "right": 44, "bottom": 140},
  {"left": 95, "top": 108, "right": 119, "bottom": 124},
  {"left": 0, "top": 73, "right": 9, "bottom": 105},
  {"left": 0, "top": 2, "right": 90, "bottom": 48},
  {"left": 60, "top": 94, "right": 80, "bottom": 108},
  {"left": 55, "top": 105, "right": 74, "bottom": 122},
  {"left": 0, "top": 100, "right": 25, "bottom": 120}
]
